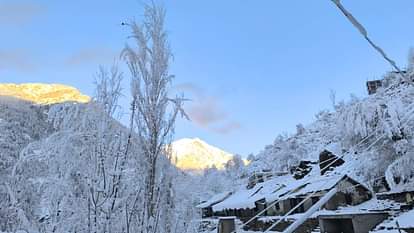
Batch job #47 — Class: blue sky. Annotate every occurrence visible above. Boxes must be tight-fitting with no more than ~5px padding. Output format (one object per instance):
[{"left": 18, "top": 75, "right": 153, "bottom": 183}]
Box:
[{"left": 1, "top": 0, "right": 414, "bottom": 156}]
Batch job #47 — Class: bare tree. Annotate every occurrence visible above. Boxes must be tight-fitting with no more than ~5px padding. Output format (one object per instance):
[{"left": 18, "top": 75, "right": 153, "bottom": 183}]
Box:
[
  {"left": 121, "top": 3, "right": 187, "bottom": 233},
  {"left": 94, "top": 63, "right": 124, "bottom": 117},
  {"left": 87, "top": 63, "right": 125, "bottom": 233}
]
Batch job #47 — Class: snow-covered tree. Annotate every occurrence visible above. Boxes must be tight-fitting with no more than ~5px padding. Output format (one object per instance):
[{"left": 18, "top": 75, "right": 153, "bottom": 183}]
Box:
[
  {"left": 121, "top": 3, "right": 187, "bottom": 233},
  {"left": 408, "top": 48, "right": 414, "bottom": 71}
]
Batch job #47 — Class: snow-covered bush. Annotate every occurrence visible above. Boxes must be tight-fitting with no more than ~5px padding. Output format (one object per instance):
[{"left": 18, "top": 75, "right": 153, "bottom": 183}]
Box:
[{"left": 386, "top": 150, "right": 414, "bottom": 190}]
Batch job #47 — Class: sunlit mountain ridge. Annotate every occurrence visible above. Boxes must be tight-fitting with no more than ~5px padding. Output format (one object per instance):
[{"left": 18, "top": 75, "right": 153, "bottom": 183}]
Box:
[
  {"left": 170, "top": 138, "right": 247, "bottom": 171},
  {"left": 0, "top": 83, "right": 90, "bottom": 104}
]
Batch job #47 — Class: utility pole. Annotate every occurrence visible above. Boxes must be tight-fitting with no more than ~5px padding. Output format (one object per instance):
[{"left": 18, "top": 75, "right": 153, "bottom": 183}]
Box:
[{"left": 330, "top": 0, "right": 411, "bottom": 83}]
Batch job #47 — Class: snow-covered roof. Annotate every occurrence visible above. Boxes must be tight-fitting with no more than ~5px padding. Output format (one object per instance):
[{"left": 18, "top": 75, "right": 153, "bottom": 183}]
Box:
[
  {"left": 211, "top": 170, "right": 360, "bottom": 212},
  {"left": 212, "top": 183, "right": 268, "bottom": 211},
  {"left": 317, "top": 198, "right": 400, "bottom": 216},
  {"left": 283, "top": 173, "right": 345, "bottom": 198},
  {"left": 212, "top": 175, "right": 294, "bottom": 211},
  {"left": 218, "top": 216, "right": 236, "bottom": 220},
  {"left": 265, "top": 173, "right": 351, "bottom": 203},
  {"left": 196, "top": 191, "right": 232, "bottom": 209},
  {"left": 378, "top": 186, "right": 414, "bottom": 195}
]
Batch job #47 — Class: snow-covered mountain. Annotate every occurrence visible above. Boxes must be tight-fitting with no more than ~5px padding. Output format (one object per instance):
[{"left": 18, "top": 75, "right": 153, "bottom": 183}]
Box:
[
  {"left": 0, "top": 83, "right": 90, "bottom": 104},
  {"left": 170, "top": 138, "right": 236, "bottom": 170},
  {"left": 0, "top": 83, "right": 239, "bottom": 173}
]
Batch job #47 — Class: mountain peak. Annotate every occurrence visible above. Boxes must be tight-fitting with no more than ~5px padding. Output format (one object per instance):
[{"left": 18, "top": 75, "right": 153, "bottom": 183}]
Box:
[
  {"left": 0, "top": 83, "right": 90, "bottom": 105},
  {"left": 170, "top": 138, "right": 235, "bottom": 171}
]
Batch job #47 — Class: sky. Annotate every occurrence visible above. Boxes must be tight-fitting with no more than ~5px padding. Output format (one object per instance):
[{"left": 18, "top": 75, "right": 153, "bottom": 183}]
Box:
[{"left": 1, "top": 0, "right": 414, "bottom": 156}]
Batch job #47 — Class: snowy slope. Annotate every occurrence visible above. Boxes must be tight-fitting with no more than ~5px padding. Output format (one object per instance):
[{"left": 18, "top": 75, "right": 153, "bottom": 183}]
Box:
[
  {"left": 248, "top": 67, "right": 414, "bottom": 192},
  {"left": 0, "top": 96, "right": 51, "bottom": 177},
  {"left": 0, "top": 84, "right": 241, "bottom": 233},
  {"left": 0, "top": 96, "right": 140, "bottom": 233}
]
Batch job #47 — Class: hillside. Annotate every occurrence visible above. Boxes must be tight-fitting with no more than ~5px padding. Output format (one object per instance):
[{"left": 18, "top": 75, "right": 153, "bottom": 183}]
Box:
[
  {"left": 0, "top": 83, "right": 238, "bottom": 233},
  {"left": 248, "top": 67, "right": 414, "bottom": 192},
  {"left": 0, "top": 85, "right": 162, "bottom": 232},
  {"left": 0, "top": 94, "right": 143, "bottom": 233},
  {"left": 196, "top": 65, "right": 414, "bottom": 233}
]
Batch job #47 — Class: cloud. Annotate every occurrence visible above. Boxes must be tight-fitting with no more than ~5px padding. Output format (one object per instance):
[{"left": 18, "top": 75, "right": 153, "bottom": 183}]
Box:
[
  {"left": 187, "top": 96, "right": 227, "bottom": 127},
  {"left": 65, "top": 48, "right": 118, "bottom": 67},
  {"left": 0, "top": 50, "right": 36, "bottom": 72},
  {"left": 175, "top": 82, "right": 241, "bottom": 134},
  {"left": 213, "top": 122, "right": 242, "bottom": 134},
  {"left": 175, "top": 83, "right": 203, "bottom": 94},
  {"left": 0, "top": 2, "right": 45, "bottom": 26}
]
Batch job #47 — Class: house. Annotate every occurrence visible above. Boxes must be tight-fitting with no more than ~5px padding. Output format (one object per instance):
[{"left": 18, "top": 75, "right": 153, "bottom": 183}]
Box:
[
  {"left": 197, "top": 147, "right": 384, "bottom": 233},
  {"left": 319, "top": 213, "right": 389, "bottom": 233},
  {"left": 265, "top": 174, "right": 372, "bottom": 217},
  {"left": 196, "top": 191, "right": 232, "bottom": 218},
  {"left": 317, "top": 198, "right": 399, "bottom": 233},
  {"left": 262, "top": 147, "right": 369, "bottom": 219},
  {"left": 247, "top": 170, "right": 287, "bottom": 189},
  {"left": 204, "top": 169, "right": 372, "bottom": 232},
  {"left": 366, "top": 70, "right": 410, "bottom": 95},
  {"left": 254, "top": 173, "right": 373, "bottom": 232},
  {"left": 366, "top": 80, "right": 382, "bottom": 95},
  {"left": 211, "top": 174, "right": 292, "bottom": 221}
]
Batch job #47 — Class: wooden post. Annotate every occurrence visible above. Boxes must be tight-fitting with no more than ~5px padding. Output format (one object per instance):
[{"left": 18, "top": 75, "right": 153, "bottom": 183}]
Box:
[{"left": 218, "top": 217, "right": 236, "bottom": 233}]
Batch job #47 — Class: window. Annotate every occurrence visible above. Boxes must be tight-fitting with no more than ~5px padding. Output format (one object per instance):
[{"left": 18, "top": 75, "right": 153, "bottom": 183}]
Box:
[
  {"left": 345, "top": 194, "right": 353, "bottom": 205},
  {"left": 311, "top": 196, "right": 320, "bottom": 205},
  {"left": 290, "top": 198, "right": 305, "bottom": 213}
]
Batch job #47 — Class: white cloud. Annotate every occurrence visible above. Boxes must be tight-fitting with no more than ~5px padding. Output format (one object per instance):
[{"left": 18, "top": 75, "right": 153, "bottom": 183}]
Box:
[{"left": 175, "top": 82, "right": 241, "bottom": 134}]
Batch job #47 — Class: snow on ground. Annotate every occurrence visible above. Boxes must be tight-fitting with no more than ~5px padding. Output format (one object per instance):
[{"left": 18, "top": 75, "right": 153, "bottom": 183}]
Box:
[
  {"left": 258, "top": 213, "right": 308, "bottom": 222},
  {"left": 202, "top": 228, "right": 281, "bottom": 233},
  {"left": 396, "top": 208, "right": 414, "bottom": 227},
  {"left": 371, "top": 230, "right": 407, "bottom": 233},
  {"left": 371, "top": 208, "right": 414, "bottom": 233}
]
